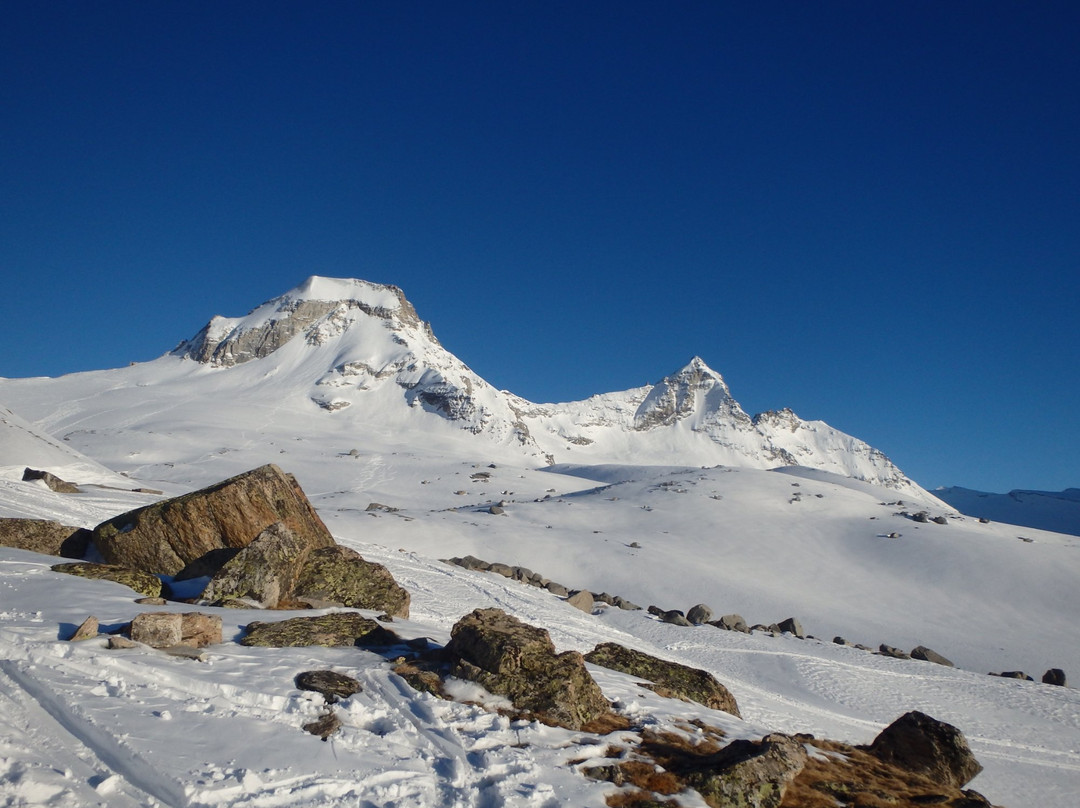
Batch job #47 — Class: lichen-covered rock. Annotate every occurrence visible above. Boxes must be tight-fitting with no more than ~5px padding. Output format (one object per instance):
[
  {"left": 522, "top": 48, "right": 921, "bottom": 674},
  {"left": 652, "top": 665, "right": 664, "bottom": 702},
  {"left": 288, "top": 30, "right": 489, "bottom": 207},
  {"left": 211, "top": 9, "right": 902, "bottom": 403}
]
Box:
[
  {"left": 684, "top": 733, "right": 807, "bottom": 808},
  {"left": 446, "top": 608, "right": 609, "bottom": 730},
  {"left": 51, "top": 562, "right": 163, "bottom": 598},
  {"left": 584, "top": 642, "right": 740, "bottom": 717},
  {"left": 180, "top": 612, "right": 223, "bottom": 647},
  {"left": 91, "top": 464, "right": 335, "bottom": 575},
  {"left": 0, "top": 518, "right": 89, "bottom": 557},
  {"left": 293, "top": 545, "right": 410, "bottom": 618},
  {"left": 240, "top": 613, "right": 400, "bottom": 648},
  {"left": 868, "top": 710, "right": 983, "bottom": 789},
  {"left": 131, "top": 612, "right": 183, "bottom": 648},
  {"left": 201, "top": 522, "right": 311, "bottom": 607},
  {"left": 295, "top": 670, "right": 362, "bottom": 703}
]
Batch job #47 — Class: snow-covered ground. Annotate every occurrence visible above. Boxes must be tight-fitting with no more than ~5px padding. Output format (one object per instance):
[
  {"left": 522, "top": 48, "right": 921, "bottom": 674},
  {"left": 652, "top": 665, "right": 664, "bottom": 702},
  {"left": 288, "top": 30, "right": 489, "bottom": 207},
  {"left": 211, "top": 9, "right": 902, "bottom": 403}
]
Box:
[{"left": 1, "top": 278, "right": 1078, "bottom": 807}]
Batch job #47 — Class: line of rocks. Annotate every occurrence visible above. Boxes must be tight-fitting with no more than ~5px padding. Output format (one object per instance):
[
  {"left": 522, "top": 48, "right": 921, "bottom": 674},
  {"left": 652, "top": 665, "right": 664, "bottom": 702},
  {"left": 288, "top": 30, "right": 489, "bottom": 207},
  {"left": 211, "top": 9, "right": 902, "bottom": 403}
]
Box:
[{"left": 442, "top": 554, "right": 642, "bottom": 612}]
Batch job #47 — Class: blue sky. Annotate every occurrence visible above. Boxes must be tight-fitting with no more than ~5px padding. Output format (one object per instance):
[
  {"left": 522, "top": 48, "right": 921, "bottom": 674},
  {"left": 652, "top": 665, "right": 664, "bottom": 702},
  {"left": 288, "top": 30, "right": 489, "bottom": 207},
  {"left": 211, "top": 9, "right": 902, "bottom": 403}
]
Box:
[{"left": 2, "top": 2, "right": 1077, "bottom": 493}]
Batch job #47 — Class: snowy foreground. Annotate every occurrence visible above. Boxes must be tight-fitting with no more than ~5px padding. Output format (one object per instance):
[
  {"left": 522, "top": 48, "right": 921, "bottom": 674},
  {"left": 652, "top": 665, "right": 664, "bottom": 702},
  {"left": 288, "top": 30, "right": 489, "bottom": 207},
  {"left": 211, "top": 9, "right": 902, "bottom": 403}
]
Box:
[{"left": 2, "top": 465, "right": 1079, "bottom": 808}]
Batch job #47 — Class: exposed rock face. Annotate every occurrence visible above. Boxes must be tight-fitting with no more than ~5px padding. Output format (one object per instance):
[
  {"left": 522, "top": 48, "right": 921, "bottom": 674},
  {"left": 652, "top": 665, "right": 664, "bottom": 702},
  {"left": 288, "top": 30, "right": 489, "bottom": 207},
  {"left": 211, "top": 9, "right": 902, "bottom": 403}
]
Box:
[
  {"left": 92, "top": 464, "right": 335, "bottom": 576},
  {"left": 201, "top": 522, "right": 311, "bottom": 608},
  {"left": 445, "top": 608, "right": 609, "bottom": 730},
  {"left": 295, "top": 670, "right": 362, "bottom": 703},
  {"left": 240, "top": 613, "right": 400, "bottom": 648},
  {"left": 292, "top": 545, "right": 410, "bottom": 618},
  {"left": 911, "top": 645, "right": 955, "bottom": 667},
  {"left": 51, "top": 562, "right": 163, "bottom": 598},
  {"left": 22, "top": 467, "right": 80, "bottom": 493},
  {"left": 584, "top": 642, "right": 740, "bottom": 717},
  {"left": 868, "top": 711, "right": 983, "bottom": 789},
  {"left": 0, "top": 518, "right": 89, "bottom": 557},
  {"left": 633, "top": 357, "right": 752, "bottom": 432},
  {"left": 681, "top": 733, "right": 807, "bottom": 808}
]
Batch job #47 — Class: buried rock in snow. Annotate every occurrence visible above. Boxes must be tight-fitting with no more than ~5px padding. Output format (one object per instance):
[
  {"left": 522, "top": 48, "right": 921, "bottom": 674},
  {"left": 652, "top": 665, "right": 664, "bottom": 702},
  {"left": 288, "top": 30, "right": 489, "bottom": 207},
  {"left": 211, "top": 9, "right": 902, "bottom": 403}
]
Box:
[
  {"left": 583, "top": 642, "right": 740, "bottom": 717},
  {"left": 445, "top": 608, "right": 609, "bottom": 730},
  {"left": 241, "top": 613, "right": 401, "bottom": 648},
  {"left": 92, "top": 464, "right": 335, "bottom": 576}
]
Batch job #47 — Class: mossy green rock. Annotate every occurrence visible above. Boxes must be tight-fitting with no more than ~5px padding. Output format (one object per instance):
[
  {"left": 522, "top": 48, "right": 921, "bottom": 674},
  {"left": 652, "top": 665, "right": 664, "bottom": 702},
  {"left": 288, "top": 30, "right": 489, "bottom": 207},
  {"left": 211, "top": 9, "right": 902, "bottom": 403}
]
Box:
[
  {"left": 201, "top": 522, "right": 311, "bottom": 607},
  {"left": 294, "top": 545, "right": 410, "bottom": 618},
  {"left": 446, "top": 607, "right": 610, "bottom": 730},
  {"left": 51, "top": 562, "right": 163, "bottom": 598},
  {"left": 584, "top": 641, "right": 740, "bottom": 717},
  {"left": 240, "top": 613, "right": 400, "bottom": 648}
]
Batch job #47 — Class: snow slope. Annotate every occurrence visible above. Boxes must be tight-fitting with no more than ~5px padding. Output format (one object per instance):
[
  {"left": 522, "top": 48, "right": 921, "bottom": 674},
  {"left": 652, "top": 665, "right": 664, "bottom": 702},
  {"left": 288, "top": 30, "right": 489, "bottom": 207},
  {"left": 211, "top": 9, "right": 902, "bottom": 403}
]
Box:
[
  {"left": 0, "top": 276, "right": 1078, "bottom": 807},
  {"left": 935, "top": 486, "right": 1080, "bottom": 537}
]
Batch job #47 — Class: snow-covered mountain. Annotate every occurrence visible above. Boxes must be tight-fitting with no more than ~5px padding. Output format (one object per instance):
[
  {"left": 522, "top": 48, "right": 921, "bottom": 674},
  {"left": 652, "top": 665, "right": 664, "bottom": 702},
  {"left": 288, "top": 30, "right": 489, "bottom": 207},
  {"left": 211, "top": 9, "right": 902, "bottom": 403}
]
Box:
[
  {"left": 935, "top": 486, "right": 1080, "bottom": 537},
  {"left": 1, "top": 276, "right": 925, "bottom": 497}
]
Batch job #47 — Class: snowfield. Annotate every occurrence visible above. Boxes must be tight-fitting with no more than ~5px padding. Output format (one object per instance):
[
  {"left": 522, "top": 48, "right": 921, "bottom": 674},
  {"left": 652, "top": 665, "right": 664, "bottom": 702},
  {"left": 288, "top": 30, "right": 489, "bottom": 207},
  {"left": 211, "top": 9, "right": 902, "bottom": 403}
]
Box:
[{"left": 1, "top": 277, "right": 1078, "bottom": 807}]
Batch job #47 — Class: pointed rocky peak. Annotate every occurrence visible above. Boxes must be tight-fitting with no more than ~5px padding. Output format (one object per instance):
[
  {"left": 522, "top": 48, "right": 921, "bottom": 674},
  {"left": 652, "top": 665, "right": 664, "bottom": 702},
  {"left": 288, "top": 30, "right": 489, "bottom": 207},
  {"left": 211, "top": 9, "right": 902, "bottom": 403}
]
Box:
[
  {"left": 633, "top": 357, "right": 748, "bottom": 431},
  {"left": 174, "top": 277, "right": 433, "bottom": 367}
]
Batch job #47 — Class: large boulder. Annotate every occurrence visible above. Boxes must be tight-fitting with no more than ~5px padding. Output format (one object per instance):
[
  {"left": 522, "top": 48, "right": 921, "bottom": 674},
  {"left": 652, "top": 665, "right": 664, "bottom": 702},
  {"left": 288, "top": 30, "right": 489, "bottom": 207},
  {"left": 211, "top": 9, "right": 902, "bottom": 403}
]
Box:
[
  {"left": 92, "top": 464, "right": 335, "bottom": 575},
  {"left": 292, "top": 545, "right": 410, "bottom": 618},
  {"left": 51, "top": 562, "right": 163, "bottom": 598},
  {"left": 584, "top": 642, "right": 740, "bottom": 717},
  {"left": 682, "top": 734, "right": 807, "bottom": 808},
  {"left": 0, "top": 518, "right": 89, "bottom": 557},
  {"left": 240, "top": 613, "right": 400, "bottom": 648},
  {"left": 201, "top": 522, "right": 312, "bottom": 608},
  {"left": 686, "top": 604, "right": 713, "bottom": 625},
  {"left": 868, "top": 711, "right": 983, "bottom": 789},
  {"left": 446, "top": 608, "right": 609, "bottom": 730}
]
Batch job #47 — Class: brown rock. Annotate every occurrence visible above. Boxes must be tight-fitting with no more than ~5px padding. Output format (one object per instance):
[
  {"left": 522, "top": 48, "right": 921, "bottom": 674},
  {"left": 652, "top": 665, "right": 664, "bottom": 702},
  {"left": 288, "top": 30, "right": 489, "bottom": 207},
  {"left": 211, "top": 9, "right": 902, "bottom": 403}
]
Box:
[
  {"left": 201, "top": 522, "right": 311, "bottom": 607},
  {"left": 446, "top": 608, "right": 609, "bottom": 730},
  {"left": 293, "top": 545, "right": 410, "bottom": 618},
  {"left": 0, "top": 518, "right": 89, "bottom": 557},
  {"left": 565, "top": 590, "right": 594, "bottom": 613},
  {"left": 302, "top": 710, "right": 341, "bottom": 740},
  {"left": 868, "top": 710, "right": 983, "bottom": 789},
  {"left": 91, "top": 464, "right": 335, "bottom": 575},
  {"left": 180, "top": 612, "right": 223, "bottom": 647},
  {"left": 130, "top": 613, "right": 183, "bottom": 648}
]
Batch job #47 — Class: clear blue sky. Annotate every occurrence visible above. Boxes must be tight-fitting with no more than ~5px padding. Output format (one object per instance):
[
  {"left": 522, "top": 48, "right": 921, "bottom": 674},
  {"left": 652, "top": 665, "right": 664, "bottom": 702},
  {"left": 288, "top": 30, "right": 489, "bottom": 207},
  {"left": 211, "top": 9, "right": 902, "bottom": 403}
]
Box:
[{"left": 2, "top": 2, "right": 1077, "bottom": 493}]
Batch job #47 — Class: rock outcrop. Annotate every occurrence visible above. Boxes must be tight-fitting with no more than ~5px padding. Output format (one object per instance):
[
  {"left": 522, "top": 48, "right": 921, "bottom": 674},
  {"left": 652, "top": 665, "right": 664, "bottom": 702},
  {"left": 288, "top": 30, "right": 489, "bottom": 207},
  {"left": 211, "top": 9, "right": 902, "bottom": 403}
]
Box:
[
  {"left": 292, "top": 545, "right": 411, "bottom": 618},
  {"left": 92, "top": 464, "right": 335, "bottom": 576},
  {"left": 868, "top": 710, "right": 983, "bottom": 789},
  {"left": 0, "top": 518, "right": 89, "bottom": 557},
  {"left": 584, "top": 642, "right": 740, "bottom": 717},
  {"left": 445, "top": 608, "right": 609, "bottom": 730}
]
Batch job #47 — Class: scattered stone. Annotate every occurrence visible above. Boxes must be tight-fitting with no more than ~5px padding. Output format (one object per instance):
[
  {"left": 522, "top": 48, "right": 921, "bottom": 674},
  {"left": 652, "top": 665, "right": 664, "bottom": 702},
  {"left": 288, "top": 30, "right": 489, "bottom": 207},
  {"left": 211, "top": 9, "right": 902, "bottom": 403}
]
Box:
[
  {"left": 647, "top": 605, "right": 665, "bottom": 617},
  {"left": 180, "top": 612, "right": 223, "bottom": 647},
  {"left": 364, "top": 502, "right": 398, "bottom": 513},
  {"left": 91, "top": 464, "right": 336, "bottom": 576},
  {"left": 131, "top": 613, "right": 183, "bottom": 648},
  {"left": 662, "top": 610, "right": 693, "bottom": 627},
  {"left": 448, "top": 555, "right": 489, "bottom": 571},
  {"left": 931, "top": 515, "right": 949, "bottom": 525},
  {"left": 584, "top": 642, "right": 740, "bottom": 716},
  {"left": 911, "top": 645, "right": 954, "bottom": 667},
  {"left": 991, "top": 670, "right": 1033, "bottom": 680},
  {"left": 628, "top": 541, "right": 641, "bottom": 548},
  {"left": 545, "top": 581, "right": 569, "bottom": 597},
  {"left": 302, "top": 711, "right": 341, "bottom": 740},
  {"left": 161, "top": 644, "right": 208, "bottom": 661},
  {"left": 0, "top": 518, "right": 90, "bottom": 557},
  {"left": 487, "top": 562, "right": 513, "bottom": 577},
  {"left": 978, "top": 517, "right": 990, "bottom": 524},
  {"left": 488, "top": 505, "right": 504, "bottom": 515},
  {"left": 912, "top": 511, "right": 930, "bottom": 523},
  {"left": 868, "top": 710, "right": 983, "bottom": 788},
  {"left": 295, "top": 670, "right": 362, "bottom": 703},
  {"left": 240, "top": 613, "right": 400, "bottom": 648},
  {"left": 833, "top": 636, "right": 847, "bottom": 645},
  {"left": 1042, "top": 668, "right": 1067, "bottom": 686},
  {"left": 686, "top": 603, "right": 713, "bottom": 625},
  {"left": 51, "top": 562, "right": 163, "bottom": 598},
  {"left": 888, "top": 532, "right": 901, "bottom": 538},
  {"left": 777, "top": 617, "right": 804, "bottom": 638},
  {"left": 612, "top": 596, "right": 641, "bottom": 611},
  {"left": 878, "top": 644, "right": 910, "bottom": 659},
  {"left": 70, "top": 616, "right": 99, "bottom": 641},
  {"left": 293, "top": 545, "right": 410, "bottom": 618},
  {"left": 445, "top": 608, "right": 609, "bottom": 730},
  {"left": 713, "top": 614, "right": 749, "bottom": 633},
  {"left": 107, "top": 636, "right": 138, "bottom": 650},
  {"left": 510, "top": 566, "right": 534, "bottom": 583},
  {"left": 22, "top": 467, "right": 80, "bottom": 493},
  {"left": 135, "top": 597, "right": 168, "bottom": 605},
  {"left": 566, "top": 590, "right": 594, "bottom": 613}
]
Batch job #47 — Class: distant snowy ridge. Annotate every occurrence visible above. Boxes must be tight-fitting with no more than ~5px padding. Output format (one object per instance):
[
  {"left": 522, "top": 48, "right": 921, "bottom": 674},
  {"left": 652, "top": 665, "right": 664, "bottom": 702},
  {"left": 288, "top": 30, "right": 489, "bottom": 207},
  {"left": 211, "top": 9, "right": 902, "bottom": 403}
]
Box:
[
  {"left": 935, "top": 486, "right": 1080, "bottom": 537},
  {"left": 4, "top": 276, "right": 925, "bottom": 495}
]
